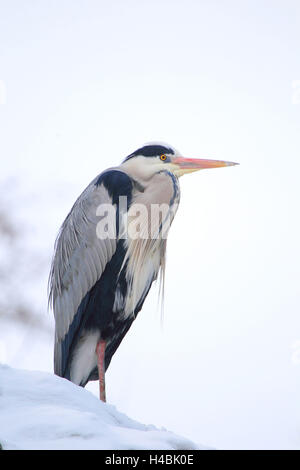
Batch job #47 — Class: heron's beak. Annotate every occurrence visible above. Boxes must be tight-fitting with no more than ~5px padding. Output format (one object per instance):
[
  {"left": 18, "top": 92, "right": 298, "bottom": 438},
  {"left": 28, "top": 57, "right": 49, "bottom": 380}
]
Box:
[{"left": 171, "top": 156, "right": 238, "bottom": 177}]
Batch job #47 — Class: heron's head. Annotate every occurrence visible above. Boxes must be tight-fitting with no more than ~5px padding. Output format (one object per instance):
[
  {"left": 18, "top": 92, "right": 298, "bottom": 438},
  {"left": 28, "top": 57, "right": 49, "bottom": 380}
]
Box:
[{"left": 121, "top": 142, "right": 237, "bottom": 180}]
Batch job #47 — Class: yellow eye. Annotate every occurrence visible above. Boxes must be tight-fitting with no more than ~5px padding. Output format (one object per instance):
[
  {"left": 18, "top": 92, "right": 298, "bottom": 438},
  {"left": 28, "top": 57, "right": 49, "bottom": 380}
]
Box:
[{"left": 160, "top": 154, "right": 167, "bottom": 161}]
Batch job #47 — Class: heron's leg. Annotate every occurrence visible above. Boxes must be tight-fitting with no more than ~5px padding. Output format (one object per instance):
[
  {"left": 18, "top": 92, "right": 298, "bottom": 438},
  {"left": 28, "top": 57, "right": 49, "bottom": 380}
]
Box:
[{"left": 96, "top": 340, "right": 106, "bottom": 402}]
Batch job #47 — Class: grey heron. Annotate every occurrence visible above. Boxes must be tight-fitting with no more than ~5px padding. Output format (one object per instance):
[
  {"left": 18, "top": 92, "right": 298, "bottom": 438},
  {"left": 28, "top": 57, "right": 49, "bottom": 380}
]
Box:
[{"left": 48, "top": 142, "right": 237, "bottom": 401}]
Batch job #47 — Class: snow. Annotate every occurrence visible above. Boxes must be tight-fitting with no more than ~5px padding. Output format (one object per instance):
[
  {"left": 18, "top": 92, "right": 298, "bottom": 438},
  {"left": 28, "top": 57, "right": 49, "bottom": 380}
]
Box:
[{"left": 0, "top": 364, "right": 206, "bottom": 450}]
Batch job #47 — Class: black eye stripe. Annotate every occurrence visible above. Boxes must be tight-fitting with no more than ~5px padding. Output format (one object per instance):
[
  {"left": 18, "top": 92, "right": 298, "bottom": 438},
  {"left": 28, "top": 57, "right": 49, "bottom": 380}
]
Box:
[{"left": 124, "top": 145, "right": 174, "bottom": 161}]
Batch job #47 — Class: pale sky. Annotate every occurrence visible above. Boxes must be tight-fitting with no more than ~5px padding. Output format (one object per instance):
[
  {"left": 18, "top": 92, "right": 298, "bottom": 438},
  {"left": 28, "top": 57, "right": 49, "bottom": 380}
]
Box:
[{"left": 0, "top": 0, "right": 300, "bottom": 449}]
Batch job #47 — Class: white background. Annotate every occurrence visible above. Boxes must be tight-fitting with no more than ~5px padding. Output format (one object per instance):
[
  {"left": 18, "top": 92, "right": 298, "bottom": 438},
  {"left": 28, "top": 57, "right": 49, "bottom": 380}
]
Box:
[{"left": 0, "top": 0, "right": 300, "bottom": 449}]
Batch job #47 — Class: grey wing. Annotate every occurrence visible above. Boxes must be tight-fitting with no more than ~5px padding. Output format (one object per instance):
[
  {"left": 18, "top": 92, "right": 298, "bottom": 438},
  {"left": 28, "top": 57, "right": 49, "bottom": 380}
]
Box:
[{"left": 48, "top": 174, "right": 120, "bottom": 377}]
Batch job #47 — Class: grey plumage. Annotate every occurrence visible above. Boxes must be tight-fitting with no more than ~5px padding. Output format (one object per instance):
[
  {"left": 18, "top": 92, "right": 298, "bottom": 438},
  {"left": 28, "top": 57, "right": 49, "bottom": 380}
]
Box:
[
  {"left": 48, "top": 142, "right": 236, "bottom": 391},
  {"left": 49, "top": 173, "right": 119, "bottom": 377},
  {"left": 49, "top": 155, "right": 180, "bottom": 385}
]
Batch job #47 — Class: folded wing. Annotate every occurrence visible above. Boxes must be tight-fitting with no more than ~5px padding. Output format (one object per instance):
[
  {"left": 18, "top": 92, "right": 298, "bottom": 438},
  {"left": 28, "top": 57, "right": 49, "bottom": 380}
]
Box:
[{"left": 48, "top": 170, "right": 133, "bottom": 378}]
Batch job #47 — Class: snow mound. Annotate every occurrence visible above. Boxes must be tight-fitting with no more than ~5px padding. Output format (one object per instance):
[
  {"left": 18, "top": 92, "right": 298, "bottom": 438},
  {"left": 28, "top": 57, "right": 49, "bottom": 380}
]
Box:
[{"left": 0, "top": 365, "right": 204, "bottom": 450}]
